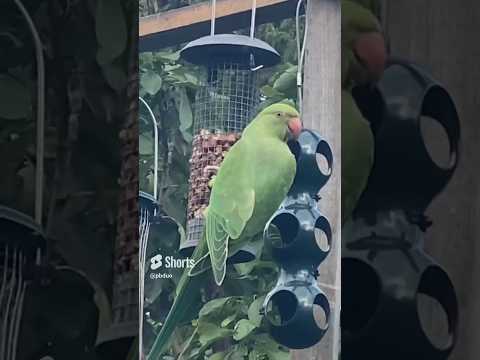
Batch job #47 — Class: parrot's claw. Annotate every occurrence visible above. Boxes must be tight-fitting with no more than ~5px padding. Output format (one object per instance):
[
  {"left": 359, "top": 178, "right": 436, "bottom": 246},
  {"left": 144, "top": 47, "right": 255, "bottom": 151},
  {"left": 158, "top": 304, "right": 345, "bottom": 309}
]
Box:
[
  {"left": 204, "top": 166, "right": 219, "bottom": 188},
  {"left": 203, "top": 165, "right": 219, "bottom": 175},
  {"left": 208, "top": 176, "right": 216, "bottom": 189}
]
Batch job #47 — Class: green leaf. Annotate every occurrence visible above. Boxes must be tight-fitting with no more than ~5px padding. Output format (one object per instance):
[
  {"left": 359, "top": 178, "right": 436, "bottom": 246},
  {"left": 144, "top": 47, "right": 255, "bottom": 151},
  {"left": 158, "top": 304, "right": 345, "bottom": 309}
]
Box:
[
  {"left": 96, "top": 0, "right": 127, "bottom": 64},
  {"left": 209, "top": 352, "right": 227, "bottom": 360},
  {"left": 139, "top": 133, "right": 153, "bottom": 155},
  {"left": 198, "top": 322, "right": 233, "bottom": 346},
  {"left": 226, "top": 345, "right": 249, "bottom": 360},
  {"left": 102, "top": 63, "right": 128, "bottom": 92},
  {"left": 248, "top": 296, "right": 265, "bottom": 327},
  {"left": 233, "top": 319, "right": 256, "bottom": 341},
  {"left": 199, "top": 298, "right": 231, "bottom": 318},
  {"left": 253, "top": 334, "right": 290, "bottom": 360},
  {"left": 157, "top": 50, "right": 180, "bottom": 62},
  {"left": 0, "top": 74, "right": 31, "bottom": 119},
  {"left": 141, "top": 70, "right": 163, "bottom": 96},
  {"left": 273, "top": 66, "right": 298, "bottom": 97},
  {"left": 176, "top": 88, "right": 193, "bottom": 139},
  {"left": 221, "top": 313, "right": 238, "bottom": 328},
  {"left": 261, "top": 85, "right": 284, "bottom": 98}
]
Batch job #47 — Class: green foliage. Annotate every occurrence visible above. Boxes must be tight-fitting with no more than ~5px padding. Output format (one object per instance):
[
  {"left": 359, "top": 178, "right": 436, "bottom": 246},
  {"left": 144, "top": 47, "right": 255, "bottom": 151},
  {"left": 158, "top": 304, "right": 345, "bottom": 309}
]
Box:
[
  {"left": 139, "top": 49, "right": 198, "bottom": 225},
  {"left": 139, "top": 0, "right": 207, "bottom": 16},
  {"left": 96, "top": 0, "right": 128, "bottom": 64}
]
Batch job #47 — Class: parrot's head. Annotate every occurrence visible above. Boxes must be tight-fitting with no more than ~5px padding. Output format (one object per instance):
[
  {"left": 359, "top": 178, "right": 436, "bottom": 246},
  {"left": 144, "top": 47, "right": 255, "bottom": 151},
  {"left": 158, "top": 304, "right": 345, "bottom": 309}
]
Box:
[
  {"left": 258, "top": 103, "right": 302, "bottom": 141},
  {"left": 342, "top": 0, "right": 387, "bottom": 87}
]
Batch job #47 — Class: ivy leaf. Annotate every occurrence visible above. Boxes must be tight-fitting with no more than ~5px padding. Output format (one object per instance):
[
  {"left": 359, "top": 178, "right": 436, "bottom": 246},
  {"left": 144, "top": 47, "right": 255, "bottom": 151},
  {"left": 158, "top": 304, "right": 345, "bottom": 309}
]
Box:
[
  {"left": 102, "top": 63, "right": 127, "bottom": 92},
  {"left": 233, "top": 319, "right": 256, "bottom": 341},
  {"left": 221, "top": 313, "right": 238, "bottom": 328},
  {"left": 0, "top": 74, "right": 30, "bottom": 119},
  {"left": 96, "top": 0, "right": 127, "bottom": 65},
  {"left": 226, "top": 345, "right": 249, "bottom": 360},
  {"left": 141, "top": 70, "right": 163, "bottom": 96},
  {"left": 261, "top": 85, "right": 284, "bottom": 98},
  {"left": 139, "top": 132, "right": 153, "bottom": 155},
  {"left": 198, "top": 322, "right": 233, "bottom": 346},
  {"left": 248, "top": 296, "right": 265, "bottom": 327},
  {"left": 175, "top": 88, "right": 193, "bottom": 140},
  {"left": 157, "top": 50, "right": 180, "bottom": 62},
  {"left": 273, "top": 65, "right": 298, "bottom": 98},
  {"left": 253, "top": 334, "right": 290, "bottom": 359},
  {"left": 199, "top": 298, "right": 231, "bottom": 318},
  {"left": 209, "top": 352, "right": 226, "bottom": 360}
]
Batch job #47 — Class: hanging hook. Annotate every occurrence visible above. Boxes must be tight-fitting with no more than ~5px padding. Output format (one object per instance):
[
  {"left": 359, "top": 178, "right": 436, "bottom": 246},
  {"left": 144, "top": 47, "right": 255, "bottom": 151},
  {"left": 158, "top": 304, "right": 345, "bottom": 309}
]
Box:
[
  {"left": 210, "top": 0, "right": 217, "bottom": 36},
  {"left": 139, "top": 97, "right": 159, "bottom": 201},
  {"left": 250, "top": 0, "right": 257, "bottom": 39},
  {"left": 296, "top": 0, "right": 308, "bottom": 112},
  {"left": 14, "top": 0, "right": 45, "bottom": 227}
]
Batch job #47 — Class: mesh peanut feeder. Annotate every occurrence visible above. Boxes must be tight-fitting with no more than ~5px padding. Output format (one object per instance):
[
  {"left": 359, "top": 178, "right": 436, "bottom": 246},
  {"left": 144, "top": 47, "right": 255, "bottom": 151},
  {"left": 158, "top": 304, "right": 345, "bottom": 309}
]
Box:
[
  {"left": 0, "top": 2, "right": 46, "bottom": 358},
  {"left": 179, "top": 0, "right": 281, "bottom": 257},
  {"left": 138, "top": 97, "right": 159, "bottom": 357},
  {"left": 0, "top": 207, "right": 45, "bottom": 360},
  {"left": 97, "top": 69, "right": 142, "bottom": 347}
]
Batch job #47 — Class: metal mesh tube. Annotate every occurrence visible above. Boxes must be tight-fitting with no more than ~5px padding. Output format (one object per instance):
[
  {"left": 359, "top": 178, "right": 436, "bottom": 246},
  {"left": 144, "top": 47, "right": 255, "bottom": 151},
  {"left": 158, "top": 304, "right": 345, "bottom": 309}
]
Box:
[
  {"left": 139, "top": 206, "right": 152, "bottom": 357},
  {"left": 0, "top": 245, "right": 26, "bottom": 360},
  {"left": 193, "top": 62, "right": 259, "bottom": 135},
  {"left": 184, "top": 61, "right": 259, "bottom": 252}
]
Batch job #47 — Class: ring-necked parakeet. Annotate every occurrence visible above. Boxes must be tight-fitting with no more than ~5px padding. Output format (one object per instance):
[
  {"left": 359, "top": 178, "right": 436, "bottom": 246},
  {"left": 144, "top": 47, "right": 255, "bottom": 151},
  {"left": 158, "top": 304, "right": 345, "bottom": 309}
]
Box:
[
  {"left": 147, "top": 103, "right": 302, "bottom": 359},
  {"left": 341, "top": 0, "right": 387, "bottom": 223}
]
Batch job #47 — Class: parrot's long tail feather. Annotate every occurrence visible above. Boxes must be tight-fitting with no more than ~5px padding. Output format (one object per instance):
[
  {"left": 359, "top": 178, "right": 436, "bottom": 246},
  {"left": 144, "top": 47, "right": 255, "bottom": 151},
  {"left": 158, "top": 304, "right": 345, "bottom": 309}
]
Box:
[{"left": 146, "top": 236, "right": 208, "bottom": 360}]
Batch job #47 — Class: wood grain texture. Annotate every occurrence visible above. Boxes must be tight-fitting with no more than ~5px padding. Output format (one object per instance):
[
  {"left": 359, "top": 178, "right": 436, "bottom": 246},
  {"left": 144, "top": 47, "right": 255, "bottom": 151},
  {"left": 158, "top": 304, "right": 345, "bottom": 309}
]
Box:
[
  {"left": 291, "top": 0, "right": 341, "bottom": 359},
  {"left": 139, "top": 0, "right": 301, "bottom": 51},
  {"left": 384, "top": 1, "right": 480, "bottom": 359}
]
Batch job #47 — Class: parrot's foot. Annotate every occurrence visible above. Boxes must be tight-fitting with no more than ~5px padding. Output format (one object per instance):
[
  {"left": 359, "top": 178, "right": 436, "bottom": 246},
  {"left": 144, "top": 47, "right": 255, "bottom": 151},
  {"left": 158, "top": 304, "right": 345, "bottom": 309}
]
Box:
[
  {"left": 204, "top": 166, "right": 219, "bottom": 188},
  {"left": 208, "top": 176, "right": 216, "bottom": 189},
  {"left": 203, "top": 165, "right": 219, "bottom": 175}
]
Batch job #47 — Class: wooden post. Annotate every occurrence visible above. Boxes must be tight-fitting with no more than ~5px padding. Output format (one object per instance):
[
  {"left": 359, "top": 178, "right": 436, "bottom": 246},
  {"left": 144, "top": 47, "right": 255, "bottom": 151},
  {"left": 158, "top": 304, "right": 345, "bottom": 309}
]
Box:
[{"left": 292, "top": 0, "right": 341, "bottom": 359}]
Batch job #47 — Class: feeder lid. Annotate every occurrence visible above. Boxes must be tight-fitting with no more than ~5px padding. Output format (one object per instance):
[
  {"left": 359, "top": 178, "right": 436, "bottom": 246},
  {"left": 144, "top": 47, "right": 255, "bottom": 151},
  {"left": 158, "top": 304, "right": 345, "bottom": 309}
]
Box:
[
  {"left": 180, "top": 34, "right": 281, "bottom": 68},
  {"left": 0, "top": 205, "right": 46, "bottom": 249}
]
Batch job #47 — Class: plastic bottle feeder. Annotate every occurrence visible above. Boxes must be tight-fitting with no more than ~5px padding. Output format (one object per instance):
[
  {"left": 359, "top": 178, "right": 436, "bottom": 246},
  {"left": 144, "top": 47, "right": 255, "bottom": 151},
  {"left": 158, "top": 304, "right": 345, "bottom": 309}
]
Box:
[
  {"left": 262, "top": 129, "right": 334, "bottom": 349},
  {"left": 342, "top": 59, "right": 460, "bottom": 360}
]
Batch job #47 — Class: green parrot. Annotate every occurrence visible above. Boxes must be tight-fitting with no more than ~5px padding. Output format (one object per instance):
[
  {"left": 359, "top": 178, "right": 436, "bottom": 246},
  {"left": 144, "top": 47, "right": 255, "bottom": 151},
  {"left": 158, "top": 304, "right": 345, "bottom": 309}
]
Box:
[
  {"left": 349, "top": 0, "right": 382, "bottom": 21},
  {"left": 147, "top": 103, "right": 302, "bottom": 359},
  {"left": 341, "top": 0, "right": 387, "bottom": 223}
]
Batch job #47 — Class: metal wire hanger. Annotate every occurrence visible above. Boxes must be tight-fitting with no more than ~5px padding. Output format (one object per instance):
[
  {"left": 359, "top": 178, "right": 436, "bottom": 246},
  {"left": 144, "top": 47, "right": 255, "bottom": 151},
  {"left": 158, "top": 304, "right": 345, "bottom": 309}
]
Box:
[{"left": 138, "top": 96, "right": 159, "bottom": 358}]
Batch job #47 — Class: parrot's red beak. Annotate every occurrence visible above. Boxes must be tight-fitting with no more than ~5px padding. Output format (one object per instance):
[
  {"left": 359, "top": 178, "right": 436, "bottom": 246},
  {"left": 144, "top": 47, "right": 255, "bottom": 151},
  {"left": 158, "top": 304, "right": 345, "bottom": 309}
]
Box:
[
  {"left": 288, "top": 117, "right": 302, "bottom": 139},
  {"left": 353, "top": 32, "right": 387, "bottom": 82}
]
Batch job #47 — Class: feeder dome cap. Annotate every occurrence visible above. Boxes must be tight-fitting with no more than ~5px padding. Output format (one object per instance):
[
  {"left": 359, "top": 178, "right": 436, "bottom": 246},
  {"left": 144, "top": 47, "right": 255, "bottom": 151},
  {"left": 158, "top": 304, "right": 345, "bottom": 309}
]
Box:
[
  {"left": 180, "top": 34, "right": 281, "bottom": 68},
  {"left": 0, "top": 205, "right": 46, "bottom": 249}
]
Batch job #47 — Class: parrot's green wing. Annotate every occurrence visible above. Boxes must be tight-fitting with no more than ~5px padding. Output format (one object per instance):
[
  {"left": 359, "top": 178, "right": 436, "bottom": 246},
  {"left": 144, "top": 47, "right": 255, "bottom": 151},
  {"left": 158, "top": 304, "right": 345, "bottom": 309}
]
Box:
[
  {"left": 341, "top": 90, "right": 374, "bottom": 223},
  {"left": 198, "top": 137, "right": 256, "bottom": 285}
]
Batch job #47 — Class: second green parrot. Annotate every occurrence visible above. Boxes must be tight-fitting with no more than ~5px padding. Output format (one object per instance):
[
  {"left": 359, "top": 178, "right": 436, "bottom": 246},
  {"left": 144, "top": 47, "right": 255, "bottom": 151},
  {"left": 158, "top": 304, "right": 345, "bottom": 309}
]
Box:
[{"left": 341, "top": 0, "right": 387, "bottom": 223}]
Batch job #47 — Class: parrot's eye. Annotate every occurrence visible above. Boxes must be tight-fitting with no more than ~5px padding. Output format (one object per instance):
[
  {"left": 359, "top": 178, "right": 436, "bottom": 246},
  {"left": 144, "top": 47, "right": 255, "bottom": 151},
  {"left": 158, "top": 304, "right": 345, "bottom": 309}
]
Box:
[{"left": 276, "top": 112, "right": 282, "bottom": 117}]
